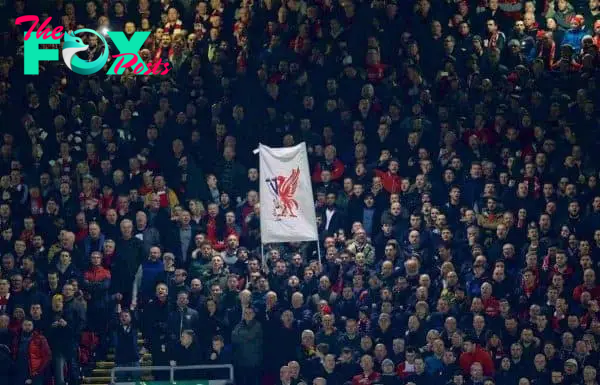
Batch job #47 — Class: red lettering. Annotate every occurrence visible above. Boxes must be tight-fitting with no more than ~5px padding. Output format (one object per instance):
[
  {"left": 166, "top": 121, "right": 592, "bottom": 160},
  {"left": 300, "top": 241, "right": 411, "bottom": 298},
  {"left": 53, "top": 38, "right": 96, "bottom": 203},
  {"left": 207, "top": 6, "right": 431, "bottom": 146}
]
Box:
[
  {"left": 35, "top": 17, "right": 53, "bottom": 40},
  {"left": 16, "top": 16, "right": 65, "bottom": 42},
  {"left": 143, "top": 63, "right": 154, "bottom": 75},
  {"left": 42, "top": 28, "right": 54, "bottom": 40},
  {"left": 152, "top": 58, "right": 167, "bottom": 75},
  {"left": 133, "top": 62, "right": 144, "bottom": 74},
  {"left": 15, "top": 15, "right": 40, "bottom": 41},
  {"left": 111, "top": 53, "right": 138, "bottom": 74},
  {"left": 160, "top": 62, "right": 171, "bottom": 75},
  {"left": 143, "top": 61, "right": 160, "bottom": 75},
  {"left": 51, "top": 26, "right": 64, "bottom": 40}
]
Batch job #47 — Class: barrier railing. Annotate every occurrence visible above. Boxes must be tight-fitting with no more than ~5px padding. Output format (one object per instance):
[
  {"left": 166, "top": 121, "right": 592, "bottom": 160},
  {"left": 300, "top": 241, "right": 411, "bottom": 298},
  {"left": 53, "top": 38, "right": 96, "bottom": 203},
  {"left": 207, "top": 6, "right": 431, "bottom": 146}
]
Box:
[{"left": 110, "top": 363, "right": 234, "bottom": 384}]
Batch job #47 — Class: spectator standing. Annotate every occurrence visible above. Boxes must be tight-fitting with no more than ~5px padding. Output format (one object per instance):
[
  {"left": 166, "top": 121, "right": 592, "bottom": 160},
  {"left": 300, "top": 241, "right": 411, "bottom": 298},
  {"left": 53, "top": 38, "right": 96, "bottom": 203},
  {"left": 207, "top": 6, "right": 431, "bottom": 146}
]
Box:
[
  {"left": 11, "top": 318, "right": 51, "bottom": 385},
  {"left": 232, "top": 307, "right": 263, "bottom": 385}
]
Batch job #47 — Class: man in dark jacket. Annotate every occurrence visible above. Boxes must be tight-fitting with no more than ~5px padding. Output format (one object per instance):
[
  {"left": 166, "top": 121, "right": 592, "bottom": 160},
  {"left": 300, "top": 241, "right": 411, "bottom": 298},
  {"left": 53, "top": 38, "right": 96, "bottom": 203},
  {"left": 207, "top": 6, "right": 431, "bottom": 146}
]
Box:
[
  {"left": 47, "top": 295, "right": 79, "bottom": 385},
  {"left": 62, "top": 283, "right": 86, "bottom": 337},
  {"left": 167, "top": 291, "right": 200, "bottom": 343},
  {"left": 169, "top": 329, "right": 202, "bottom": 379},
  {"left": 232, "top": 306, "right": 263, "bottom": 385},
  {"left": 113, "top": 219, "right": 145, "bottom": 306},
  {"left": 111, "top": 309, "right": 140, "bottom": 382},
  {"left": 0, "top": 343, "right": 13, "bottom": 385},
  {"left": 142, "top": 283, "right": 170, "bottom": 378},
  {"left": 206, "top": 334, "right": 232, "bottom": 364}
]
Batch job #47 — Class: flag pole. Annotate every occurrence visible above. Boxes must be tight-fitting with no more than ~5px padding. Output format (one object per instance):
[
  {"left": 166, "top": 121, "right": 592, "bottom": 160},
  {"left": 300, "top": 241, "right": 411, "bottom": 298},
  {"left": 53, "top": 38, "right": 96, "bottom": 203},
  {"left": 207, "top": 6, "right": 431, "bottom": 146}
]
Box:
[
  {"left": 261, "top": 243, "right": 266, "bottom": 270},
  {"left": 316, "top": 239, "right": 322, "bottom": 265},
  {"left": 256, "top": 147, "right": 267, "bottom": 271}
]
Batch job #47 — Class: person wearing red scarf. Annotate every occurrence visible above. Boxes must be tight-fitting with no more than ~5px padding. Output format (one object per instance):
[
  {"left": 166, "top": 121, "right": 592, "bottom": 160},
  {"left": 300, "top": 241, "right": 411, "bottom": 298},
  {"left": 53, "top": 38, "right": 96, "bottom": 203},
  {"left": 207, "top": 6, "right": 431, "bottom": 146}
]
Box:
[
  {"left": 203, "top": 203, "right": 226, "bottom": 251},
  {"left": 19, "top": 217, "right": 36, "bottom": 248},
  {"left": 520, "top": 269, "right": 542, "bottom": 313},
  {"left": 153, "top": 34, "right": 175, "bottom": 63},
  {"left": 163, "top": 7, "right": 183, "bottom": 34},
  {"left": 485, "top": 19, "right": 506, "bottom": 52},
  {"left": 99, "top": 185, "right": 115, "bottom": 216},
  {"left": 352, "top": 355, "right": 381, "bottom": 385},
  {"left": 0, "top": 279, "right": 10, "bottom": 314},
  {"left": 551, "top": 297, "right": 569, "bottom": 331},
  {"left": 28, "top": 187, "right": 44, "bottom": 217}
]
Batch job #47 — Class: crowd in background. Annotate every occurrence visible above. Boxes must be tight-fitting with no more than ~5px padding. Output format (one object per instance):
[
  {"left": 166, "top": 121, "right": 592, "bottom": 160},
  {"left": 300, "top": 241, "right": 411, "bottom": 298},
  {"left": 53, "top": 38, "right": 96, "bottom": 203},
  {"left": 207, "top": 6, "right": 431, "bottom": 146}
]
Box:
[{"left": 1, "top": 0, "right": 600, "bottom": 384}]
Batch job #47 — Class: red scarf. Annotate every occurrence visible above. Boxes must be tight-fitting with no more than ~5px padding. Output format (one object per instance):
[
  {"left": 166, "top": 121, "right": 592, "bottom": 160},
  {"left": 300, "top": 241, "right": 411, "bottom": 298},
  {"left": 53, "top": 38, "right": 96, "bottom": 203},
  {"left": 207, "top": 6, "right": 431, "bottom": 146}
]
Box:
[
  {"left": 163, "top": 19, "right": 183, "bottom": 34},
  {"left": 489, "top": 32, "right": 499, "bottom": 49},
  {"left": 100, "top": 193, "right": 115, "bottom": 215},
  {"left": 103, "top": 252, "right": 115, "bottom": 269},
  {"left": 156, "top": 190, "right": 169, "bottom": 208},
  {"left": 30, "top": 196, "right": 44, "bottom": 216},
  {"left": 20, "top": 229, "right": 35, "bottom": 247},
  {"left": 522, "top": 280, "right": 538, "bottom": 297},
  {"left": 207, "top": 216, "right": 218, "bottom": 245}
]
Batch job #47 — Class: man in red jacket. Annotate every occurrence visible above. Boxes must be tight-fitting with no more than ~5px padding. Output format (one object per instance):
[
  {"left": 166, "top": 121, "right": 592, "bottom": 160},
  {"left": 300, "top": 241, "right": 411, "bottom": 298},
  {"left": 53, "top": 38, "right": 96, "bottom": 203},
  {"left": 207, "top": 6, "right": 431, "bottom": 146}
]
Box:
[
  {"left": 12, "top": 318, "right": 52, "bottom": 385},
  {"left": 573, "top": 268, "right": 600, "bottom": 302},
  {"left": 459, "top": 336, "right": 495, "bottom": 376},
  {"left": 374, "top": 158, "right": 402, "bottom": 194},
  {"left": 312, "top": 145, "right": 345, "bottom": 182}
]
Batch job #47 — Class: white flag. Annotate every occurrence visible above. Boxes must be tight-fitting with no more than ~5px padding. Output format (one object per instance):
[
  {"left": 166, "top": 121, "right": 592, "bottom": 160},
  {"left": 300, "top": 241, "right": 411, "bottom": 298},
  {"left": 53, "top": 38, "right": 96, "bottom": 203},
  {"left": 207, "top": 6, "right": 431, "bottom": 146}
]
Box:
[{"left": 259, "top": 142, "right": 318, "bottom": 243}]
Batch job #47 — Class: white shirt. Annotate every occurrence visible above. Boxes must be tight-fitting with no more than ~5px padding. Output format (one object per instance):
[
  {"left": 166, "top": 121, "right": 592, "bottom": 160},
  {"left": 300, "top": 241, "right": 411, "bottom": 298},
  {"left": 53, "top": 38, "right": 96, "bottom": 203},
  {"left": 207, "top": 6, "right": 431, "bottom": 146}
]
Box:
[{"left": 325, "top": 208, "right": 335, "bottom": 230}]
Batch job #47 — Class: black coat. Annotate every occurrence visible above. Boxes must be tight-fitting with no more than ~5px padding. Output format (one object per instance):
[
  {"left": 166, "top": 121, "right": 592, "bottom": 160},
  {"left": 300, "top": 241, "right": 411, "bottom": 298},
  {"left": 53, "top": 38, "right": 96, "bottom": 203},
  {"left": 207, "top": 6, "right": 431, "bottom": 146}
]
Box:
[
  {"left": 171, "top": 342, "right": 203, "bottom": 379},
  {"left": 271, "top": 323, "right": 300, "bottom": 368},
  {"left": 142, "top": 297, "right": 170, "bottom": 349},
  {"left": 167, "top": 307, "right": 200, "bottom": 342},
  {"left": 113, "top": 323, "right": 139, "bottom": 364},
  {"left": 0, "top": 344, "right": 14, "bottom": 384},
  {"left": 112, "top": 237, "right": 145, "bottom": 295}
]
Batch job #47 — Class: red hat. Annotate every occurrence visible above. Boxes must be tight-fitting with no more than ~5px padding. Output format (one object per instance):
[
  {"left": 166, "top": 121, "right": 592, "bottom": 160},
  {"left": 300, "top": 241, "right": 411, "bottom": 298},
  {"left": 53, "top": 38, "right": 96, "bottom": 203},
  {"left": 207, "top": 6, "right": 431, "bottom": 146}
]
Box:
[
  {"left": 536, "top": 30, "right": 546, "bottom": 40},
  {"left": 572, "top": 14, "right": 585, "bottom": 26}
]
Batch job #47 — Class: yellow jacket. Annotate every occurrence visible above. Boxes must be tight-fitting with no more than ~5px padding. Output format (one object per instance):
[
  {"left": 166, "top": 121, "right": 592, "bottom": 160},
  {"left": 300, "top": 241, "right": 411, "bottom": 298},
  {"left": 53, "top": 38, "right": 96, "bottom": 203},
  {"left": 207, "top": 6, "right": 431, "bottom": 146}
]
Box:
[{"left": 143, "top": 188, "right": 180, "bottom": 210}]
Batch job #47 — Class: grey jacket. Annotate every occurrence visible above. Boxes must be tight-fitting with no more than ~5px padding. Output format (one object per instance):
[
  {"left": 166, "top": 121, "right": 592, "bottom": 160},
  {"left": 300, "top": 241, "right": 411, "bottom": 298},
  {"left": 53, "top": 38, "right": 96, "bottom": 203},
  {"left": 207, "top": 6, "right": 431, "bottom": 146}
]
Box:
[
  {"left": 136, "top": 226, "right": 161, "bottom": 256},
  {"left": 231, "top": 319, "right": 263, "bottom": 368}
]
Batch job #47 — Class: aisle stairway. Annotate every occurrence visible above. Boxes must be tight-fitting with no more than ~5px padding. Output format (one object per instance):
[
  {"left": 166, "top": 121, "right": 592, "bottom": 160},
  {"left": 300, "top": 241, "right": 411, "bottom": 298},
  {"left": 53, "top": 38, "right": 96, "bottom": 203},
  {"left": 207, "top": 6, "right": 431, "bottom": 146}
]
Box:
[{"left": 82, "top": 331, "right": 153, "bottom": 385}]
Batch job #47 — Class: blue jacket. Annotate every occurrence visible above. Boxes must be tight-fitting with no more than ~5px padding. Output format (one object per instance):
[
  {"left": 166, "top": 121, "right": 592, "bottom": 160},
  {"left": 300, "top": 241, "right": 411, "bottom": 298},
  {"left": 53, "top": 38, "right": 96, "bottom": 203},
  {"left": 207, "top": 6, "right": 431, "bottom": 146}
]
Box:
[
  {"left": 82, "top": 234, "right": 105, "bottom": 260},
  {"left": 561, "top": 27, "right": 587, "bottom": 51}
]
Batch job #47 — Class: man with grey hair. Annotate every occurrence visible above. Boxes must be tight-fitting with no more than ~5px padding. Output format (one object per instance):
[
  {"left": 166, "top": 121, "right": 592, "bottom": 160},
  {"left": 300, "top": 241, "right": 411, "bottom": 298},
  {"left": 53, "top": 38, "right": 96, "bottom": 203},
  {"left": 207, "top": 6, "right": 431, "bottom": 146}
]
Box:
[{"left": 113, "top": 219, "right": 145, "bottom": 306}]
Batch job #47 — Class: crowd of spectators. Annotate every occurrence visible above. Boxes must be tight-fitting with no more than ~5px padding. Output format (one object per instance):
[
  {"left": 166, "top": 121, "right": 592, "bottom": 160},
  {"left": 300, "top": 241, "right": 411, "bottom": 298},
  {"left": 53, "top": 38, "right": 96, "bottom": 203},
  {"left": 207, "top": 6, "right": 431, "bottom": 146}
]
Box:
[{"left": 1, "top": 0, "right": 600, "bottom": 384}]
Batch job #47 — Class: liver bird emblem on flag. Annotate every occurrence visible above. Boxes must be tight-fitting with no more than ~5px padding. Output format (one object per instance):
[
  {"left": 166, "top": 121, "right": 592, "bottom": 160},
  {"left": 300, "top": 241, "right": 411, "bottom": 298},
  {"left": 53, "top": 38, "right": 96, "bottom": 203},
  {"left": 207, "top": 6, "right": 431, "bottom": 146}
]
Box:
[{"left": 266, "top": 167, "right": 300, "bottom": 220}]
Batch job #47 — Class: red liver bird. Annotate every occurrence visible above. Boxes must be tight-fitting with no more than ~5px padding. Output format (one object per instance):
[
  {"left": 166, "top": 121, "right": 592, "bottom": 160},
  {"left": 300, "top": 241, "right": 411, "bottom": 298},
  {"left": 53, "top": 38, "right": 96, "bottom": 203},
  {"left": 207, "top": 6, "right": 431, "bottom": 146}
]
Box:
[{"left": 276, "top": 168, "right": 300, "bottom": 217}]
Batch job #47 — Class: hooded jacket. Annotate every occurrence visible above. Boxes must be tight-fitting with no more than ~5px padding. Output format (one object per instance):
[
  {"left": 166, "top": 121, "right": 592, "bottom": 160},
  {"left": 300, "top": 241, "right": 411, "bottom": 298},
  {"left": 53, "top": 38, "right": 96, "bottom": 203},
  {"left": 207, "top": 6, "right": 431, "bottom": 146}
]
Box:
[{"left": 11, "top": 330, "right": 52, "bottom": 376}]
